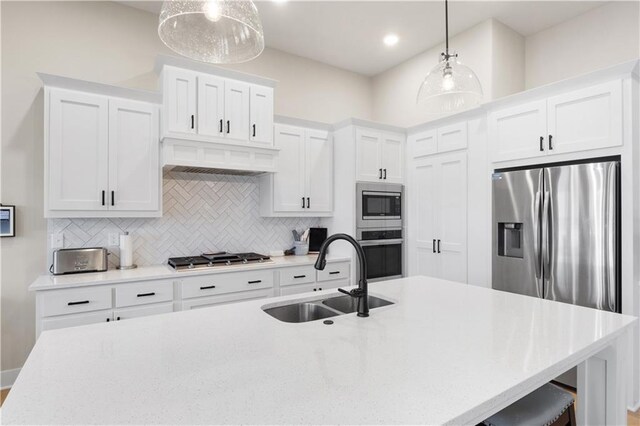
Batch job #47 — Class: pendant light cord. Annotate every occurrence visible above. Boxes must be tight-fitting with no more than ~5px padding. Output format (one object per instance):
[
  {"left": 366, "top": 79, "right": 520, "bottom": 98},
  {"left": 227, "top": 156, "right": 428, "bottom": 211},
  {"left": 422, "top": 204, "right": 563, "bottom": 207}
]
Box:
[{"left": 445, "top": 0, "right": 449, "bottom": 57}]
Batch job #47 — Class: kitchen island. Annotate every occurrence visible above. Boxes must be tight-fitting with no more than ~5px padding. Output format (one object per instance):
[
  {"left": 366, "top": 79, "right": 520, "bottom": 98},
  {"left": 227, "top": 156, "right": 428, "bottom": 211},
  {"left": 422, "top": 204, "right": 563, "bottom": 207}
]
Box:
[{"left": 3, "top": 276, "right": 635, "bottom": 425}]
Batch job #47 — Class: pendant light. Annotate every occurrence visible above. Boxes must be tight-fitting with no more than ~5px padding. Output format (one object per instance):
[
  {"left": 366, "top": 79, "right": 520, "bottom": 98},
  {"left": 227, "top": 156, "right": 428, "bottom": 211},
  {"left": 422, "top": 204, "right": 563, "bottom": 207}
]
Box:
[
  {"left": 417, "top": 0, "right": 483, "bottom": 113},
  {"left": 158, "top": 0, "right": 265, "bottom": 64}
]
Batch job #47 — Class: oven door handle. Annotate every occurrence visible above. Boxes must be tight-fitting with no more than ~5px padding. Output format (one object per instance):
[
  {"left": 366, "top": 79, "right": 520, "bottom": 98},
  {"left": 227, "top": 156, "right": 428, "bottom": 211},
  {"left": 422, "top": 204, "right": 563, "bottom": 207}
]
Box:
[{"left": 357, "top": 239, "right": 404, "bottom": 246}]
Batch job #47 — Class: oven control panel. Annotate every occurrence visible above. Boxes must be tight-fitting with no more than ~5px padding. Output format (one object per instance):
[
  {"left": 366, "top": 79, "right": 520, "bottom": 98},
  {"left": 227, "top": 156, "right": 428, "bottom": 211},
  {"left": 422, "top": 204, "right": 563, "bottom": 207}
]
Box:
[{"left": 359, "top": 229, "right": 402, "bottom": 241}]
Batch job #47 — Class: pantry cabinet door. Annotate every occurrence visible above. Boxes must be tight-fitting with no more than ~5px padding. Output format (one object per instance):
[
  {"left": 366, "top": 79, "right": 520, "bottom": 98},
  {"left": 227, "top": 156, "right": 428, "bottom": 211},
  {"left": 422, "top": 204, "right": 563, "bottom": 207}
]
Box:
[
  {"left": 412, "top": 157, "right": 439, "bottom": 278},
  {"left": 437, "top": 152, "right": 467, "bottom": 283},
  {"left": 305, "top": 129, "right": 333, "bottom": 213},
  {"left": 547, "top": 79, "right": 623, "bottom": 154},
  {"left": 355, "top": 129, "right": 382, "bottom": 182},
  {"left": 249, "top": 85, "right": 274, "bottom": 145},
  {"left": 48, "top": 89, "right": 109, "bottom": 211},
  {"left": 108, "top": 99, "right": 160, "bottom": 212},
  {"left": 164, "top": 67, "right": 197, "bottom": 135},
  {"left": 273, "top": 125, "right": 306, "bottom": 212},
  {"left": 197, "top": 74, "right": 225, "bottom": 138},
  {"left": 489, "top": 100, "right": 547, "bottom": 162},
  {"left": 410, "top": 129, "right": 438, "bottom": 158},
  {"left": 224, "top": 80, "right": 250, "bottom": 141},
  {"left": 381, "top": 133, "right": 404, "bottom": 184},
  {"left": 437, "top": 121, "right": 467, "bottom": 153}
]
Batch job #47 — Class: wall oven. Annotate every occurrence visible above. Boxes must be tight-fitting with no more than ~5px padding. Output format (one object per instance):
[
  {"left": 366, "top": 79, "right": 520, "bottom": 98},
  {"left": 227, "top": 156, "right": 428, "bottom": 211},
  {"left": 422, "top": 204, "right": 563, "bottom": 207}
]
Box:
[
  {"left": 356, "top": 182, "right": 403, "bottom": 229},
  {"left": 357, "top": 228, "right": 403, "bottom": 282}
]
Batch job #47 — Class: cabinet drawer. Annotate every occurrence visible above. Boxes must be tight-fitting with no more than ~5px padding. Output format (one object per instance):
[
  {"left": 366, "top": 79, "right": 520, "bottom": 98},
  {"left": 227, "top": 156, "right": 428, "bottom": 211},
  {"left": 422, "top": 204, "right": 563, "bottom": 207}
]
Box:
[
  {"left": 115, "top": 280, "right": 173, "bottom": 308},
  {"left": 41, "top": 287, "right": 112, "bottom": 317},
  {"left": 317, "top": 262, "right": 350, "bottom": 282},
  {"left": 181, "top": 270, "right": 274, "bottom": 299},
  {"left": 279, "top": 266, "right": 316, "bottom": 286},
  {"left": 279, "top": 279, "right": 346, "bottom": 296},
  {"left": 41, "top": 310, "right": 112, "bottom": 331},
  {"left": 181, "top": 288, "right": 272, "bottom": 310},
  {"left": 114, "top": 302, "right": 174, "bottom": 320}
]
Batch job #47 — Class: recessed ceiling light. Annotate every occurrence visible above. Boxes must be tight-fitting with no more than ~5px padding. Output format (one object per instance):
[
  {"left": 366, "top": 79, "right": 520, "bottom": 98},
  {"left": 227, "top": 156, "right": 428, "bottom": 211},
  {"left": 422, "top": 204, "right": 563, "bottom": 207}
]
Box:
[{"left": 383, "top": 34, "right": 399, "bottom": 47}]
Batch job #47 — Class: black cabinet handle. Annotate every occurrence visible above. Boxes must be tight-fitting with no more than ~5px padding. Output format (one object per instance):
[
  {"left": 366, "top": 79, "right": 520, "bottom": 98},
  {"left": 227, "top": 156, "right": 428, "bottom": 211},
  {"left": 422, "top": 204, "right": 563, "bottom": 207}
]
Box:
[
  {"left": 302, "top": 197, "right": 305, "bottom": 208},
  {"left": 383, "top": 169, "right": 387, "bottom": 179},
  {"left": 437, "top": 239, "right": 441, "bottom": 253},
  {"left": 101, "top": 190, "right": 105, "bottom": 206},
  {"left": 313, "top": 288, "right": 317, "bottom": 291},
  {"left": 379, "top": 168, "right": 383, "bottom": 179},
  {"left": 111, "top": 191, "right": 114, "bottom": 206},
  {"left": 219, "top": 119, "right": 223, "bottom": 133},
  {"left": 306, "top": 197, "right": 310, "bottom": 209},
  {"left": 68, "top": 300, "right": 89, "bottom": 306},
  {"left": 293, "top": 275, "right": 306, "bottom": 279},
  {"left": 548, "top": 134, "right": 553, "bottom": 150},
  {"left": 329, "top": 271, "right": 340, "bottom": 275},
  {"left": 432, "top": 239, "right": 436, "bottom": 253},
  {"left": 136, "top": 292, "right": 156, "bottom": 298},
  {"left": 248, "top": 280, "right": 262, "bottom": 284},
  {"left": 226, "top": 120, "right": 230, "bottom": 134},
  {"left": 191, "top": 115, "right": 194, "bottom": 129},
  {"left": 539, "top": 136, "right": 544, "bottom": 152},
  {"left": 200, "top": 285, "right": 216, "bottom": 290},
  {"left": 318, "top": 287, "right": 322, "bottom": 291},
  {"left": 106, "top": 318, "right": 111, "bottom": 322},
  {"left": 252, "top": 124, "right": 256, "bottom": 137},
  {"left": 116, "top": 317, "right": 121, "bottom": 321}
]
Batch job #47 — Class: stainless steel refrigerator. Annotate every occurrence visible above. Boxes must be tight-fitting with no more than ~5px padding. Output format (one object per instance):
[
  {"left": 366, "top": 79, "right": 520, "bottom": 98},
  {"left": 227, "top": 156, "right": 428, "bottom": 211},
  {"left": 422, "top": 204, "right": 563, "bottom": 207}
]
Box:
[{"left": 492, "top": 160, "right": 620, "bottom": 385}]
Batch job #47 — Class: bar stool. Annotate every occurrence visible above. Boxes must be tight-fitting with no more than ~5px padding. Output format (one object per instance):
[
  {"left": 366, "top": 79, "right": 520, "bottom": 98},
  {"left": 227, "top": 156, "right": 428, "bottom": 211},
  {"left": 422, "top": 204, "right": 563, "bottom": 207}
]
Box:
[{"left": 482, "top": 383, "right": 576, "bottom": 426}]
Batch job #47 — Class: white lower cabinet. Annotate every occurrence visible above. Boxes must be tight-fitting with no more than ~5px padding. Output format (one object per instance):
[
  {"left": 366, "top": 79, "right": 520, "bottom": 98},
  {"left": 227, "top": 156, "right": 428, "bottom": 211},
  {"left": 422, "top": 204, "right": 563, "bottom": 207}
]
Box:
[
  {"left": 279, "top": 280, "right": 346, "bottom": 296},
  {"left": 180, "top": 289, "right": 273, "bottom": 310}
]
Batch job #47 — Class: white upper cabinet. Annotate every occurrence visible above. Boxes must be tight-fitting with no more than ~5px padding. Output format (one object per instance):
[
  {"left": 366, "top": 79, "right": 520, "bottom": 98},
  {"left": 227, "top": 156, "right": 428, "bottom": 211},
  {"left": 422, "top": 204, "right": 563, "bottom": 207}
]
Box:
[
  {"left": 44, "top": 85, "right": 160, "bottom": 218},
  {"left": 249, "top": 85, "right": 274, "bottom": 145},
  {"left": 161, "top": 66, "right": 275, "bottom": 147},
  {"left": 48, "top": 89, "right": 109, "bottom": 212},
  {"left": 260, "top": 123, "right": 333, "bottom": 217},
  {"left": 489, "top": 79, "right": 623, "bottom": 162},
  {"left": 356, "top": 128, "right": 405, "bottom": 183},
  {"left": 164, "top": 67, "right": 197, "bottom": 136},
  {"left": 437, "top": 122, "right": 468, "bottom": 153},
  {"left": 410, "top": 129, "right": 437, "bottom": 158},
  {"left": 108, "top": 99, "right": 160, "bottom": 212}
]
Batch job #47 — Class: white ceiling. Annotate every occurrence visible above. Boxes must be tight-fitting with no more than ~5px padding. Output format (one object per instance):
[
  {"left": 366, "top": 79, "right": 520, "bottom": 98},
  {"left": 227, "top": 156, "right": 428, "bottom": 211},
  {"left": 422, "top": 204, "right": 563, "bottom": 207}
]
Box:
[{"left": 118, "top": 1, "right": 605, "bottom": 76}]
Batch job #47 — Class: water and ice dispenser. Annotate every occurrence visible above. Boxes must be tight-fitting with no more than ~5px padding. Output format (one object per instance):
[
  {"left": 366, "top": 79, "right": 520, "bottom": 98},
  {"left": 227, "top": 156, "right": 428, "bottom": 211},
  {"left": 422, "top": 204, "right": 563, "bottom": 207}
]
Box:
[{"left": 497, "top": 223, "right": 523, "bottom": 258}]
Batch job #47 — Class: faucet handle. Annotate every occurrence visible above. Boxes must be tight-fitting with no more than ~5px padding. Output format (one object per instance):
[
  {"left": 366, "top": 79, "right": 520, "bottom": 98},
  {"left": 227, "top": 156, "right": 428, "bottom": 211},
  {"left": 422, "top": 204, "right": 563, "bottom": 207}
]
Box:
[{"left": 338, "top": 288, "right": 365, "bottom": 298}]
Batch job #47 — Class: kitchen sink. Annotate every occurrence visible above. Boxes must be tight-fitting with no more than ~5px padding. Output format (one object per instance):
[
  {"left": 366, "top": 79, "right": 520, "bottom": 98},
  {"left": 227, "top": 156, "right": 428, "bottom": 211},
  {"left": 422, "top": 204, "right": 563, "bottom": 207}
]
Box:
[
  {"left": 263, "top": 302, "right": 339, "bottom": 323},
  {"left": 322, "top": 295, "right": 394, "bottom": 314}
]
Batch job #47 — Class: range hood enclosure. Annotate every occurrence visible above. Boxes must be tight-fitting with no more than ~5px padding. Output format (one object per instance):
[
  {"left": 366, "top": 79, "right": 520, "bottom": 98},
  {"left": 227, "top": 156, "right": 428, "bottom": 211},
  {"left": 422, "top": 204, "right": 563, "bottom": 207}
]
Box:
[{"left": 162, "top": 138, "right": 279, "bottom": 176}]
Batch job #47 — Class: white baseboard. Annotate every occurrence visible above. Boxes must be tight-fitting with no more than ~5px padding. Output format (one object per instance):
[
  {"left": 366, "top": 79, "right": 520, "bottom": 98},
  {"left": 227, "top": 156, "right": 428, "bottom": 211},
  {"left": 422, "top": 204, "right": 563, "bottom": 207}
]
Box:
[{"left": 1, "top": 368, "right": 20, "bottom": 389}]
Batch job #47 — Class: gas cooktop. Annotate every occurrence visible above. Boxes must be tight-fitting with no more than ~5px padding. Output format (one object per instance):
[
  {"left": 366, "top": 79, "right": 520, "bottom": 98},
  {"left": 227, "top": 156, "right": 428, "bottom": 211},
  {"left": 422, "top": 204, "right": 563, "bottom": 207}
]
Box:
[{"left": 168, "top": 252, "right": 271, "bottom": 271}]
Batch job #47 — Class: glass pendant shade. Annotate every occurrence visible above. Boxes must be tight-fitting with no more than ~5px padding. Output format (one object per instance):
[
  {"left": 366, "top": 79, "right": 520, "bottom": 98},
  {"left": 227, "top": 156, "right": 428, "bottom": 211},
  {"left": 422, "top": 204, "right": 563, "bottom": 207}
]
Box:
[
  {"left": 158, "top": 0, "right": 265, "bottom": 64},
  {"left": 417, "top": 56, "right": 483, "bottom": 113}
]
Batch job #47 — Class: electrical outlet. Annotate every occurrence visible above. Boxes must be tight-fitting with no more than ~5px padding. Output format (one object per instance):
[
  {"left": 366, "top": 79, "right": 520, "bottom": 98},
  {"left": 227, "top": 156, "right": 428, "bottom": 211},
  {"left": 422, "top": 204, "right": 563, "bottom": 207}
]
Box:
[
  {"left": 108, "top": 233, "right": 120, "bottom": 247},
  {"left": 51, "top": 233, "right": 64, "bottom": 249}
]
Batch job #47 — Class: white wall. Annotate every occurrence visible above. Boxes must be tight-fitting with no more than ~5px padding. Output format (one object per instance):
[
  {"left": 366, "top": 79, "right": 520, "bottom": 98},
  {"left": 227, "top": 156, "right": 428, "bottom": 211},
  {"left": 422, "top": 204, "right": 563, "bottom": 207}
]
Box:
[
  {"left": 525, "top": 1, "right": 640, "bottom": 89},
  {"left": 0, "top": 0, "right": 372, "bottom": 375},
  {"left": 490, "top": 19, "right": 525, "bottom": 100}
]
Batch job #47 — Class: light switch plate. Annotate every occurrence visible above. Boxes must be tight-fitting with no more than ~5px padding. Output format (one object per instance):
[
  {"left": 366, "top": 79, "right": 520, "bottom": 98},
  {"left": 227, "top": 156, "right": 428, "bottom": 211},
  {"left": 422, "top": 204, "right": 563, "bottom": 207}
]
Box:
[
  {"left": 51, "top": 233, "right": 64, "bottom": 249},
  {"left": 108, "top": 233, "right": 120, "bottom": 247}
]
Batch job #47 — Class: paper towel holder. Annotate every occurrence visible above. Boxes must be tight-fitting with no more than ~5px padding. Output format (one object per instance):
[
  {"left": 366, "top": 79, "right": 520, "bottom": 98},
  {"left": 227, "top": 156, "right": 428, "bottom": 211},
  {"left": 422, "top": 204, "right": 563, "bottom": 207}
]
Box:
[{"left": 116, "top": 231, "right": 138, "bottom": 270}]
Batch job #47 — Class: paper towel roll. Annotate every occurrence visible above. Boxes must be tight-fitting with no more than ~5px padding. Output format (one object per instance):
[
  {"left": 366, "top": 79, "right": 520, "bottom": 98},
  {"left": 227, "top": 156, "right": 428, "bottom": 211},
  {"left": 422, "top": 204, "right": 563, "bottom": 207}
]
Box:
[{"left": 119, "top": 232, "right": 133, "bottom": 268}]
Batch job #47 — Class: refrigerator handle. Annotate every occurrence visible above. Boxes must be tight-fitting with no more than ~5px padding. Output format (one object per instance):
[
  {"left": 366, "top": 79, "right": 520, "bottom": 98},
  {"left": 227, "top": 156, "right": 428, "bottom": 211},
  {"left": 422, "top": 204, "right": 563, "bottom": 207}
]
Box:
[
  {"left": 542, "top": 191, "right": 552, "bottom": 285},
  {"left": 605, "top": 163, "right": 618, "bottom": 312},
  {"left": 533, "top": 191, "right": 542, "bottom": 279}
]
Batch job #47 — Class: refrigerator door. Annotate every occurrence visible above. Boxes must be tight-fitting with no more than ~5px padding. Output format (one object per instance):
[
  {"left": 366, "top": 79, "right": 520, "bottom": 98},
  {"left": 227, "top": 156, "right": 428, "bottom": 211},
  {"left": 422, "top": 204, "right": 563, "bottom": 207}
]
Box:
[
  {"left": 542, "top": 161, "right": 619, "bottom": 312},
  {"left": 492, "top": 168, "right": 544, "bottom": 297}
]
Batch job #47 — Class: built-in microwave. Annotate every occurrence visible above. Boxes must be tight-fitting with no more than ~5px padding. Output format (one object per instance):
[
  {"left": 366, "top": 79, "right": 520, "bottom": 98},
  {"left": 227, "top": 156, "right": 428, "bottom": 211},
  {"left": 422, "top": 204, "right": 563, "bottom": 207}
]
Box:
[{"left": 356, "top": 182, "right": 403, "bottom": 229}]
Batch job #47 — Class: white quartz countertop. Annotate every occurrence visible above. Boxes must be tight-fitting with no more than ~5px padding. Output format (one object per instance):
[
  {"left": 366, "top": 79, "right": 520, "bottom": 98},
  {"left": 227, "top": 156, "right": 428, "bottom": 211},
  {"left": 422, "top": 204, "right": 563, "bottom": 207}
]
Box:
[
  {"left": 5, "top": 277, "right": 635, "bottom": 425},
  {"left": 29, "top": 255, "right": 349, "bottom": 291}
]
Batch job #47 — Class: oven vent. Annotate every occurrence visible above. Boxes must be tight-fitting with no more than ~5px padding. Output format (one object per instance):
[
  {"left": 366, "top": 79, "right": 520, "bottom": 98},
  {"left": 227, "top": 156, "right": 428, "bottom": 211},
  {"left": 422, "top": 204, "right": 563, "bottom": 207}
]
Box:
[{"left": 166, "top": 165, "right": 265, "bottom": 176}]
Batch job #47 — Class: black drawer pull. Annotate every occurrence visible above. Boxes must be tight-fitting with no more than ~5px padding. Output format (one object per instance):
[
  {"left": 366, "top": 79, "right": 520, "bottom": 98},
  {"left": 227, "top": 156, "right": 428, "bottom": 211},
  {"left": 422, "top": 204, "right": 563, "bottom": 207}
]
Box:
[
  {"left": 226, "top": 120, "right": 230, "bottom": 134},
  {"left": 191, "top": 115, "right": 195, "bottom": 129},
  {"left": 111, "top": 190, "right": 115, "bottom": 206},
  {"left": 219, "top": 119, "right": 223, "bottom": 133},
  {"left": 294, "top": 275, "right": 306, "bottom": 279},
  {"left": 101, "top": 190, "right": 105, "bottom": 206},
  {"left": 68, "top": 300, "right": 89, "bottom": 306},
  {"left": 137, "top": 292, "right": 156, "bottom": 297},
  {"left": 248, "top": 280, "right": 262, "bottom": 284},
  {"left": 252, "top": 124, "right": 256, "bottom": 137},
  {"left": 329, "top": 271, "right": 340, "bottom": 275},
  {"left": 200, "top": 285, "right": 216, "bottom": 290}
]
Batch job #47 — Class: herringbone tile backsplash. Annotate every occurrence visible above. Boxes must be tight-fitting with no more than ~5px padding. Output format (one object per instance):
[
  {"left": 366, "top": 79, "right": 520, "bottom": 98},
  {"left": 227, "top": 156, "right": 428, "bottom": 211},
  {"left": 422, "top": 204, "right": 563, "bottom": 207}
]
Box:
[{"left": 48, "top": 172, "right": 320, "bottom": 268}]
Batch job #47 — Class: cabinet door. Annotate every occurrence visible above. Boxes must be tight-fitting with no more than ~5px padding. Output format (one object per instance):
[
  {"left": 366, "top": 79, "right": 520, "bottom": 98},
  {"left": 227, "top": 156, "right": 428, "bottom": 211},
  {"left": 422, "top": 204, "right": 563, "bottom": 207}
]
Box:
[
  {"left": 489, "top": 100, "right": 547, "bottom": 162},
  {"left": 273, "top": 125, "right": 305, "bottom": 212},
  {"left": 164, "top": 67, "right": 197, "bottom": 135},
  {"left": 437, "top": 153, "right": 467, "bottom": 283},
  {"left": 48, "top": 89, "right": 109, "bottom": 211},
  {"left": 41, "top": 310, "right": 112, "bottom": 333},
  {"left": 547, "top": 80, "right": 622, "bottom": 154},
  {"left": 197, "top": 74, "right": 225, "bottom": 138},
  {"left": 113, "top": 302, "right": 173, "bottom": 321},
  {"left": 305, "top": 129, "right": 333, "bottom": 213},
  {"left": 249, "top": 85, "right": 274, "bottom": 145},
  {"left": 437, "top": 121, "right": 467, "bottom": 153},
  {"left": 410, "top": 129, "right": 437, "bottom": 158},
  {"left": 108, "top": 99, "right": 160, "bottom": 211},
  {"left": 355, "top": 129, "right": 382, "bottom": 182},
  {"left": 224, "top": 80, "right": 250, "bottom": 141},
  {"left": 381, "top": 132, "right": 404, "bottom": 183},
  {"left": 412, "top": 157, "right": 439, "bottom": 278}
]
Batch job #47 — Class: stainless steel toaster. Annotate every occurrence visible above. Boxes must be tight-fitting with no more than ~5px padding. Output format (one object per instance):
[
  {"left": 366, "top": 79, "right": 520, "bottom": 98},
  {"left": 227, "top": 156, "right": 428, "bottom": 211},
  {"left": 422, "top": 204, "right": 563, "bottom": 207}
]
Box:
[{"left": 52, "top": 248, "right": 108, "bottom": 275}]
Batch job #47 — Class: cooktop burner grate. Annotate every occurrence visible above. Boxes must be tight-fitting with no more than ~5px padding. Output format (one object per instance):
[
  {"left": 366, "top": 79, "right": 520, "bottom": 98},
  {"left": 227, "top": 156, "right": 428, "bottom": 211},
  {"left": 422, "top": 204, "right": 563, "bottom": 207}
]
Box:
[{"left": 168, "top": 252, "right": 271, "bottom": 270}]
